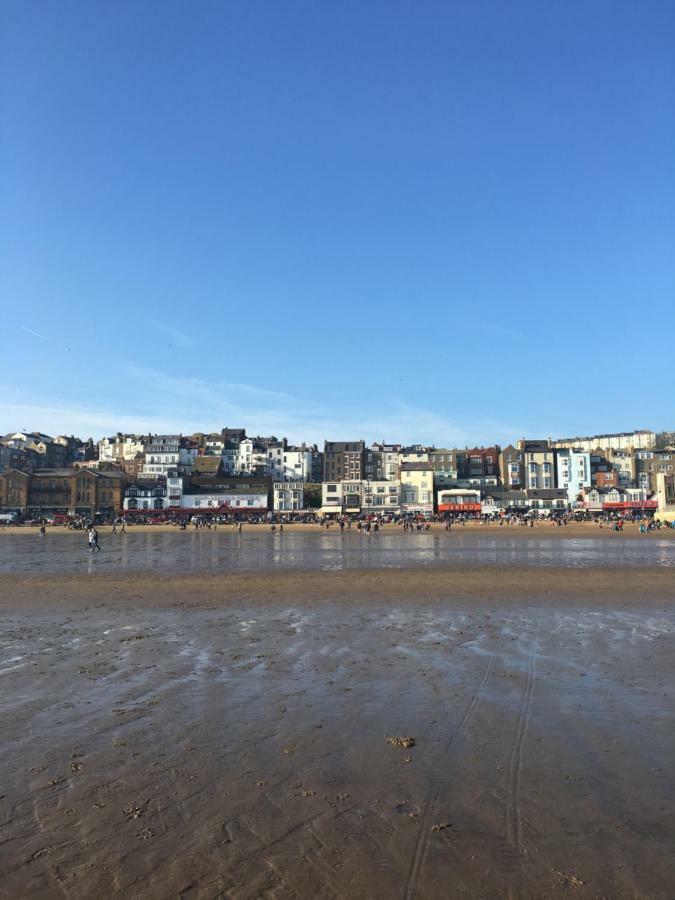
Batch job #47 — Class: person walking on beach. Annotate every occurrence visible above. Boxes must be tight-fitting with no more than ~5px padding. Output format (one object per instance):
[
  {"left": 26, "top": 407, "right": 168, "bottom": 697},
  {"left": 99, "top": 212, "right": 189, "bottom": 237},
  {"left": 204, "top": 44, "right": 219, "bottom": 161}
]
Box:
[
  {"left": 39, "top": 524, "right": 46, "bottom": 538},
  {"left": 88, "top": 527, "right": 101, "bottom": 552}
]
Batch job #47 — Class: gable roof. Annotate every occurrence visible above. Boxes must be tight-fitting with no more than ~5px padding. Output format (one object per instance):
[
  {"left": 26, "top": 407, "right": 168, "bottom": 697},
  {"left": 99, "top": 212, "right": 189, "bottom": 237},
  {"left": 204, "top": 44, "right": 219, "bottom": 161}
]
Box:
[{"left": 193, "top": 456, "right": 222, "bottom": 474}]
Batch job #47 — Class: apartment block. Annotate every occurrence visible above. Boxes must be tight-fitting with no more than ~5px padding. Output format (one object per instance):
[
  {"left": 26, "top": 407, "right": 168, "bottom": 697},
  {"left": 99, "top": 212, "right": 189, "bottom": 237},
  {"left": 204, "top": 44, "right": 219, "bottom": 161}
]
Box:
[{"left": 323, "top": 441, "right": 365, "bottom": 482}]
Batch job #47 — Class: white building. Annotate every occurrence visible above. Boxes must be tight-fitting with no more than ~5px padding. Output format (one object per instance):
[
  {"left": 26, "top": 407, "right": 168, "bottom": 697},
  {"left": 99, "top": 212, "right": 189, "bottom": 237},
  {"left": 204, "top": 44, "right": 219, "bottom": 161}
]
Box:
[
  {"left": 370, "top": 443, "right": 401, "bottom": 481},
  {"left": 361, "top": 480, "right": 401, "bottom": 513},
  {"left": 98, "top": 433, "right": 146, "bottom": 463},
  {"left": 274, "top": 482, "right": 304, "bottom": 511},
  {"left": 553, "top": 430, "right": 656, "bottom": 452},
  {"left": 581, "top": 486, "right": 655, "bottom": 514},
  {"left": 166, "top": 473, "right": 183, "bottom": 508},
  {"left": 556, "top": 449, "right": 591, "bottom": 503},
  {"left": 204, "top": 436, "right": 225, "bottom": 455},
  {"left": 180, "top": 488, "right": 267, "bottom": 512},
  {"left": 320, "top": 479, "right": 401, "bottom": 515},
  {"left": 400, "top": 447, "right": 429, "bottom": 466},
  {"left": 123, "top": 481, "right": 167, "bottom": 511},
  {"left": 2, "top": 431, "right": 53, "bottom": 450},
  {"left": 321, "top": 480, "right": 363, "bottom": 514},
  {"left": 236, "top": 438, "right": 277, "bottom": 475},
  {"left": 400, "top": 463, "right": 434, "bottom": 514},
  {"left": 279, "top": 447, "right": 314, "bottom": 481},
  {"left": 221, "top": 446, "right": 238, "bottom": 474},
  {"left": 655, "top": 473, "right": 675, "bottom": 523},
  {"left": 140, "top": 436, "right": 198, "bottom": 479},
  {"left": 459, "top": 475, "right": 499, "bottom": 488},
  {"left": 264, "top": 442, "right": 285, "bottom": 478}
]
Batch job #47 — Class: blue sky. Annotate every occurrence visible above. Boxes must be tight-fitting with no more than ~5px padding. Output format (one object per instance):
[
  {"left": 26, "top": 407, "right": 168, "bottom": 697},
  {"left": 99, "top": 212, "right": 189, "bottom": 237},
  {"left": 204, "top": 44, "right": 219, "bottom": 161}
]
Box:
[{"left": 2, "top": 1, "right": 673, "bottom": 445}]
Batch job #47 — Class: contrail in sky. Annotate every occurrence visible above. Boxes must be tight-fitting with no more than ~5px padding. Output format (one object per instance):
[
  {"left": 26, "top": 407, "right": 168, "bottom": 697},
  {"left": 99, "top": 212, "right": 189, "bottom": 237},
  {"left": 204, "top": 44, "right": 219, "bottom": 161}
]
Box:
[{"left": 21, "top": 326, "right": 47, "bottom": 340}]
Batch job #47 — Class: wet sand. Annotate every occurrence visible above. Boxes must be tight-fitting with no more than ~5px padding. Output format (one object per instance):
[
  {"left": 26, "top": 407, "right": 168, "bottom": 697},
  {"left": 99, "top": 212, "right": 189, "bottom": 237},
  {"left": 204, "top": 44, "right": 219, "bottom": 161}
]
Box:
[{"left": 1, "top": 564, "right": 674, "bottom": 898}]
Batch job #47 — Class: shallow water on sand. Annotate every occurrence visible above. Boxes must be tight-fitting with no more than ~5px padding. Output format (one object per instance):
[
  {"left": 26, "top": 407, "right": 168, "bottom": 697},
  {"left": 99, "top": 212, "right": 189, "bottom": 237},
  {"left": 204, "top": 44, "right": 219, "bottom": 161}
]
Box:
[{"left": 1, "top": 529, "right": 674, "bottom": 573}]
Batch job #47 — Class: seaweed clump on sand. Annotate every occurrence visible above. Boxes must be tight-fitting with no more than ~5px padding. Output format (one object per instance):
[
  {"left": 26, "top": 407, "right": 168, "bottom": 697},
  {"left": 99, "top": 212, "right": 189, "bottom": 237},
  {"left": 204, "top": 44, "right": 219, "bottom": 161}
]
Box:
[{"left": 385, "top": 735, "right": 416, "bottom": 749}]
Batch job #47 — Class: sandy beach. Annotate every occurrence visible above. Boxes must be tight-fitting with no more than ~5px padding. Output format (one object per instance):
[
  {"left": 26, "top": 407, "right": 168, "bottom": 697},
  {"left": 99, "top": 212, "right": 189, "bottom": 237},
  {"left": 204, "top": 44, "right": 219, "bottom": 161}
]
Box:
[
  {"left": 3, "top": 520, "right": 675, "bottom": 538},
  {"left": 1, "top": 537, "right": 674, "bottom": 898}
]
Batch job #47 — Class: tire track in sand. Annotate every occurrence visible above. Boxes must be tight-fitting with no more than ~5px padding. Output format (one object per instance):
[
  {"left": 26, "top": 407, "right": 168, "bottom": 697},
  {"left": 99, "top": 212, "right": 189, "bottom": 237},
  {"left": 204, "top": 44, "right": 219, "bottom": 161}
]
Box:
[
  {"left": 403, "top": 623, "right": 509, "bottom": 900},
  {"left": 500, "top": 633, "right": 538, "bottom": 897}
]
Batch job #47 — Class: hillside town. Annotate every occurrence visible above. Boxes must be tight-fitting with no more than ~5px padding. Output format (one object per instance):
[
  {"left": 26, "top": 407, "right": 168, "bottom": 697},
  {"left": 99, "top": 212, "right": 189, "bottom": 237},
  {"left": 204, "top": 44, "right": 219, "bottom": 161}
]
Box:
[{"left": 1, "top": 428, "right": 675, "bottom": 523}]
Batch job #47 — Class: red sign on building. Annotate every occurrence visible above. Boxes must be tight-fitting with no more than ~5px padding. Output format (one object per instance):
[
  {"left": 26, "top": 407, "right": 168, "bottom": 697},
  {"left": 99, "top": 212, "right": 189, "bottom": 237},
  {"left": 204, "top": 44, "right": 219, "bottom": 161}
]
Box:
[
  {"left": 602, "top": 500, "right": 657, "bottom": 510},
  {"left": 438, "top": 503, "right": 482, "bottom": 512}
]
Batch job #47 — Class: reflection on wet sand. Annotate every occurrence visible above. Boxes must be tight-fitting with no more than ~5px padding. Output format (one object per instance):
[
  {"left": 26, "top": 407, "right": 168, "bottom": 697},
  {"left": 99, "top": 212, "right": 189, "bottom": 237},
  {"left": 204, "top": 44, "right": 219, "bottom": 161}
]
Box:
[
  {"left": 1, "top": 529, "right": 674, "bottom": 573},
  {"left": 1, "top": 589, "right": 674, "bottom": 898}
]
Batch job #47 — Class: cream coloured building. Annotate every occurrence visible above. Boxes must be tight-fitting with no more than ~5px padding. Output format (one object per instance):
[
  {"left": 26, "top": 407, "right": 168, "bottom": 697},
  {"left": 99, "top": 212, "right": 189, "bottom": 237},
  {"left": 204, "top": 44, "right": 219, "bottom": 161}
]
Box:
[{"left": 400, "top": 463, "right": 434, "bottom": 514}]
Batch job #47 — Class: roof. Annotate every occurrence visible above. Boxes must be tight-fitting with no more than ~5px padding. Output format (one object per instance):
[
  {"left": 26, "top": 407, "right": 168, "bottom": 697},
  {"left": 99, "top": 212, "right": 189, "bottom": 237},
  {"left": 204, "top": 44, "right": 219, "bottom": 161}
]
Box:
[
  {"left": 188, "top": 474, "right": 270, "bottom": 490},
  {"left": 29, "top": 468, "right": 126, "bottom": 479},
  {"left": 324, "top": 441, "right": 365, "bottom": 451},
  {"left": 525, "top": 488, "right": 567, "bottom": 499},
  {"left": 518, "top": 440, "right": 551, "bottom": 451},
  {"left": 126, "top": 481, "right": 166, "bottom": 492},
  {"left": 29, "top": 468, "right": 85, "bottom": 477},
  {"left": 400, "top": 462, "right": 433, "bottom": 471},
  {"left": 556, "top": 430, "right": 653, "bottom": 442},
  {"left": 184, "top": 486, "right": 267, "bottom": 497},
  {"left": 481, "top": 488, "right": 526, "bottom": 500},
  {"left": 193, "top": 456, "right": 222, "bottom": 474}
]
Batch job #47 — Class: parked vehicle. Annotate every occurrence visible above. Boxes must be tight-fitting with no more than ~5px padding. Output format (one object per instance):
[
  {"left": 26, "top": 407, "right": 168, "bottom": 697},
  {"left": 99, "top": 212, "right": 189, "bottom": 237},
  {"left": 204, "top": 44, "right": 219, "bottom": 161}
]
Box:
[{"left": 51, "top": 513, "right": 71, "bottom": 526}]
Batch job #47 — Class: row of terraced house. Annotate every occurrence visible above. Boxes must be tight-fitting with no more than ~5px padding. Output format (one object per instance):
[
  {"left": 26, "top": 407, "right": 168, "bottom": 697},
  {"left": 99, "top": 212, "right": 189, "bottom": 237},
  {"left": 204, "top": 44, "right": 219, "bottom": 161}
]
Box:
[{"left": 1, "top": 428, "right": 674, "bottom": 520}]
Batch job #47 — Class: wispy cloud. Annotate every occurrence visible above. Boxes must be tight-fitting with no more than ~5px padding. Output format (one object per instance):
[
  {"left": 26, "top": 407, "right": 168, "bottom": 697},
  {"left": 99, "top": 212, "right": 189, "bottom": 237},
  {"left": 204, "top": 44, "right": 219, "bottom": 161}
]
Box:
[
  {"left": 127, "top": 365, "right": 294, "bottom": 405},
  {"left": 0, "top": 397, "right": 524, "bottom": 446},
  {"left": 0, "top": 365, "right": 527, "bottom": 445},
  {"left": 0, "top": 401, "right": 181, "bottom": 439},
  {"left": 20, "top": 326, "right": 47, "bottom": 340}
]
